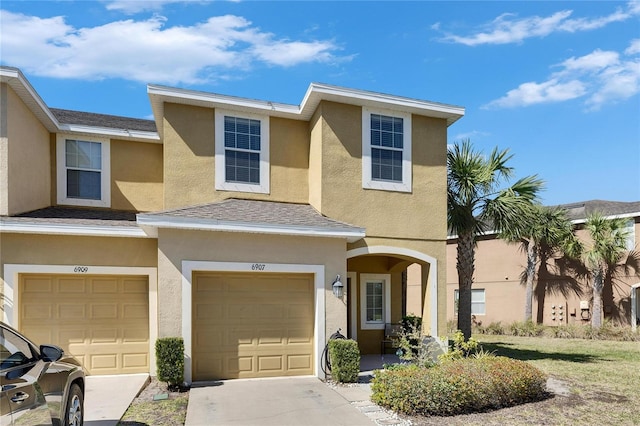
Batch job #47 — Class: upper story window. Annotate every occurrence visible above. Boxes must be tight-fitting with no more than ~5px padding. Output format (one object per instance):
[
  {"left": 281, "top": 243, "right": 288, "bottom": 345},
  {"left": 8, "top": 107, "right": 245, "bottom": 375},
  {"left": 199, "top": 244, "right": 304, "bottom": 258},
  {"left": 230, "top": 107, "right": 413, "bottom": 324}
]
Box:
[
  {"left": 56, "top": 135, "right": 111, "bottom": 207},
  {"left": 215, "top": 110, "right": 270, "bottom": 194},
  {"left": 362, "top": 108, "right": 412, "bottom": 193}
]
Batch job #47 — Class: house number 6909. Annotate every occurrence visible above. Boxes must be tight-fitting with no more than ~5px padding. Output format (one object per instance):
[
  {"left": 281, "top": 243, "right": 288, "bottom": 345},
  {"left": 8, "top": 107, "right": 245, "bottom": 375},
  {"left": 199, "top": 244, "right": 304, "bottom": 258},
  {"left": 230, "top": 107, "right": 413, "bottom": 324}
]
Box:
[
  {"left": 73, "top": 266, "right": 89, "bottom": 273},
  {"left": 251, "top": 264, "right": 266, "bottom": 271}
]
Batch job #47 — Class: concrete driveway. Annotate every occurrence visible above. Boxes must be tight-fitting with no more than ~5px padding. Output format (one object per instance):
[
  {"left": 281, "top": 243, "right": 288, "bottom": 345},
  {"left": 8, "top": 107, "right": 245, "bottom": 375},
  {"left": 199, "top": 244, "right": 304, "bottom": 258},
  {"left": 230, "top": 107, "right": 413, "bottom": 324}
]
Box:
[
  {"left": 185, "top": 376, "right": 375, "bottom": 426},
  {"left": 84, "top": 374, "right": 149, "bottom": 426}
]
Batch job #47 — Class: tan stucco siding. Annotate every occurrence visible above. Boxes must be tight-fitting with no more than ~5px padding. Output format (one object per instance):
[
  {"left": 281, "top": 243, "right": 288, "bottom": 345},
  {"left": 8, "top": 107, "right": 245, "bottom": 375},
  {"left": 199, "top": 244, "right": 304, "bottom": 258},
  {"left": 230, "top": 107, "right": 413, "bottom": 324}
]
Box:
[
  {"left": 447, "top": 219, "right": 640, "bottom": 326},
  {"left": 1, "top": 85, "right": 51, "bottom": 215},
  {"left": 156, "top": 229, "right": 347, "bottom": 339},
  {"left": 315, "top": 101, "right": 448, "bottom": 242},
  {"left": 111, "top": 139, "right": 163, "bottom": 211},
  {"left": 0, "top": 233, "right": 158, "bottom": 267},
  {"left": 163, "top": 103, "right": 216, "bottom": 209},
  {"left": 269, "top": 117, "right": 309, "bottom": 203},
  {"left": 162, "top": 103, "right": 310, "bottom": 209},
  {"left": 308, "top": 110, "right": 323, "bottom": 212}
]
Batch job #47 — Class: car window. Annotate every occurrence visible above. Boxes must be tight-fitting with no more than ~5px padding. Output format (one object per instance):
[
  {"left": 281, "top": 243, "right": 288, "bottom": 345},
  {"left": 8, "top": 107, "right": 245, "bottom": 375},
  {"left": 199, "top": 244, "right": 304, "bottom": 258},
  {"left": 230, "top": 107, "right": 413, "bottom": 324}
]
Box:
[{"left": 0, "top": 327, "right": 37, "bottom": 371}]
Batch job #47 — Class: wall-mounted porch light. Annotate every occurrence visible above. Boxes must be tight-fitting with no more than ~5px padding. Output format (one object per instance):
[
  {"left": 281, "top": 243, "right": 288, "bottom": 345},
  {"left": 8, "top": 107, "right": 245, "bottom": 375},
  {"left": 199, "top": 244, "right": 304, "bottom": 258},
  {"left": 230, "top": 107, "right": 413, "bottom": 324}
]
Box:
[{"left": 332, "top": 275, "right": 344, "bottom": 298}]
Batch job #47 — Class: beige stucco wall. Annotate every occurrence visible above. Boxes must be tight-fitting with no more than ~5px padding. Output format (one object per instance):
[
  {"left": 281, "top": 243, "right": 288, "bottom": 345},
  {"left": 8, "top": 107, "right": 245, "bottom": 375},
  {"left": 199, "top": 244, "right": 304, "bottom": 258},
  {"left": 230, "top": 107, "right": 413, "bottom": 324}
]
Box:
[
  {"left": 162, "top": 103, "right": 309, "bottom": 209},
  {"left": 1, "top": 84, "right": 51, "bottom": 215},
  {"left": 156, "top": 228, "right": 347, "bottom": 339},
  {"left": 111, "top": 139, "right": 163, "bottom": 212},
  {"left": 0, "top": 233, "right": 158, "bottom": 318},
  {"left": 312, "top": 101, "right": 448, "bottom": 241},
  {"left": 447, "top": 219, "right": 640, "bottom": 326}
]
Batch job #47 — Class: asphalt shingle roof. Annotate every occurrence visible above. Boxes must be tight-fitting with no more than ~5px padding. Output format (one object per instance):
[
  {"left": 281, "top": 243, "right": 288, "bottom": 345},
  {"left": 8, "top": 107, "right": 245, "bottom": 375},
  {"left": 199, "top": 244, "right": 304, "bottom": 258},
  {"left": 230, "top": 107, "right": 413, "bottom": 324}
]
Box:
[
  {"left": 2, "top": 206, "right": 138, "bottom": 227},
  {"left": 556, "top": 200, "right": 640, "bottom": 221},
  {"left": 141, "top": 198, "right": 364, "bottom": 232},
  {"left": 51, "top": 108, "right": 157, "bottom": 133}
]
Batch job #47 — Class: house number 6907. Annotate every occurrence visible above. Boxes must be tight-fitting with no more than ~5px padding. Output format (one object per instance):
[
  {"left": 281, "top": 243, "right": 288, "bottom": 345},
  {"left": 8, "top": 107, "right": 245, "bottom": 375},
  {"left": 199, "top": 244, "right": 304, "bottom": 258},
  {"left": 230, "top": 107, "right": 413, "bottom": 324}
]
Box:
[
  {"left": 251, "top": 264, "right": 266, "bottom": 271},
  {"left": 73, "top": 266, "right": 89, "bottom": 273}
]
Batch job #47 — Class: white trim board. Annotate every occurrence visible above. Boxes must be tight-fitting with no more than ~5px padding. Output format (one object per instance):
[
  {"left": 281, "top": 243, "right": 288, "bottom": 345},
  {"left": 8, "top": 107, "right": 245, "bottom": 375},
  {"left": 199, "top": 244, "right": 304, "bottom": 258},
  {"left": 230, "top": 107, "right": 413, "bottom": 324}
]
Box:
[
  {"left": 181, "top": 260, "right": 325, "bottom": 384},
  {"left": 2, "top": 264, "right": 159, "bottom": 375}
]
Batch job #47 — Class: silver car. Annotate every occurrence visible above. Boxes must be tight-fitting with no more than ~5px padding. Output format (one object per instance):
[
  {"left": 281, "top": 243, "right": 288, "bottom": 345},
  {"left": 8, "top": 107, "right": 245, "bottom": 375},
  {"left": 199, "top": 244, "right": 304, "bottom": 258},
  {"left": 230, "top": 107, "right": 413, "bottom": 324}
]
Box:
[{"left": 1, "top": 322, "right": 85, "bottom": 426}]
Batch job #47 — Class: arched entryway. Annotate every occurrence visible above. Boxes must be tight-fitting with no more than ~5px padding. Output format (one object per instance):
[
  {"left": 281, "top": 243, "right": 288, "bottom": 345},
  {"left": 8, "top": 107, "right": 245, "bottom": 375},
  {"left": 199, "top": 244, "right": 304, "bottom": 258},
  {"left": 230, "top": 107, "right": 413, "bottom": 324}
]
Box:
[{"left": 346, "top": 246, "right": 438, "bottom": 355}]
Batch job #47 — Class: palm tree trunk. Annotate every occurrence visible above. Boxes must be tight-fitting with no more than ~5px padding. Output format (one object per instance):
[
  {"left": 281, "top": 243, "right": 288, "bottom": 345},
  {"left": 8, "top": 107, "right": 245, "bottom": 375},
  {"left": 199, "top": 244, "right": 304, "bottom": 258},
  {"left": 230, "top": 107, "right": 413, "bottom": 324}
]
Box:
[
  {"left": 457, "top": 230, "right": 475, "bottom": 340},
  {"left": 524, "top": 239, "right": 536, "bottom": 322},
  {"left": 591, "top": 268, "right": 604, "bottom": 328}
]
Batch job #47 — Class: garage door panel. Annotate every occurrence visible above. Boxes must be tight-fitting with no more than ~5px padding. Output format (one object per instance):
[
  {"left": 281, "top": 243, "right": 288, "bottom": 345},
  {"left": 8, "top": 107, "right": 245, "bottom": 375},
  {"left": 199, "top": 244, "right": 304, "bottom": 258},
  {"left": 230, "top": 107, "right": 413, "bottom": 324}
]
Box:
[
  {"left": 193, "top": 272, "right": 314, "bottom": 380},
  {"left": 20, "top": 274, "right": 149, "bottom": 375}
]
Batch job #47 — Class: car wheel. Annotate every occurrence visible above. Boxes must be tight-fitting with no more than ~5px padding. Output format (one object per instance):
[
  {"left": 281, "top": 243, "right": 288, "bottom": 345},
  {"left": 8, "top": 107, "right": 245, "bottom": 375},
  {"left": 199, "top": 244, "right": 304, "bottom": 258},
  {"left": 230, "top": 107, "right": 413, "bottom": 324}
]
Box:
[{"left": 64, "top": 383, "right": 83, "bottom": 426}]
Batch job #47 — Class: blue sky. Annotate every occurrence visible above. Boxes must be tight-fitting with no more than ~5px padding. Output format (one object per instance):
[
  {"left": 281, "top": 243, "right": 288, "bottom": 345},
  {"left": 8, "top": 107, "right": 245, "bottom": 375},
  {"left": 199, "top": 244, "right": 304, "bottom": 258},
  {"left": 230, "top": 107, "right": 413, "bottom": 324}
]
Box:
[{"left": 1, "top": 0, "right": 639, "bottom": 206}]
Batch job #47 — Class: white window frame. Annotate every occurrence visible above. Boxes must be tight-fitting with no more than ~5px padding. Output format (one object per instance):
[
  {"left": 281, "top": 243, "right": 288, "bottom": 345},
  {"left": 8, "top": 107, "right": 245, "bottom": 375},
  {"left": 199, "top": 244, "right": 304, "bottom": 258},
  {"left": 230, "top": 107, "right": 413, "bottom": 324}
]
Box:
[
  {"left": 215, "top": 109, "right": 270, "bottom": 194},
  {"left": 56, "top": 134, "right": 111, "bottom": 208},
  {"left": 624, "top": 219, "right": 636, "bottom": 251},
  {"left": 360, "top": 273, "right": 391, "bottom": 330},
  {"left": 454, "top": 288, "right": 486, "bottom": 316},
  {"left": 362, "top": 107, "right": 412, "bottom": 193}
]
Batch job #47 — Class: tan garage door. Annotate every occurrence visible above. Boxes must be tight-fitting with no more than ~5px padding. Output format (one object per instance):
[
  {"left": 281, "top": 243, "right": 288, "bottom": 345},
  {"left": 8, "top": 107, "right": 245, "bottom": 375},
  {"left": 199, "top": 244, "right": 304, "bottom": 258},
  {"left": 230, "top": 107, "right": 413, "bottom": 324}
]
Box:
[
  {"left": 19, "top": 274, "right": 149, "bottom": 375},
  {"left": 192, "top": 272, "right": 314, "bottom": 380}
]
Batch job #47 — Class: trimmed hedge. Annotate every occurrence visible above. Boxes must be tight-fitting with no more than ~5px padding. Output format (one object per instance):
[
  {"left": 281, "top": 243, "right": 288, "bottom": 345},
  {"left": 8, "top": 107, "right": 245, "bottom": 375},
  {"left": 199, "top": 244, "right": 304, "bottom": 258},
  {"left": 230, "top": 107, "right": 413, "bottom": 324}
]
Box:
[
  {"left": 371, "top": 356, "right": 547, "bottom": 416},
  {"left": 328, "top": 339, "right": 360, "bottom": 383},
  {"left": 156, "top": 337, "right": 184, "bottom": 389}
]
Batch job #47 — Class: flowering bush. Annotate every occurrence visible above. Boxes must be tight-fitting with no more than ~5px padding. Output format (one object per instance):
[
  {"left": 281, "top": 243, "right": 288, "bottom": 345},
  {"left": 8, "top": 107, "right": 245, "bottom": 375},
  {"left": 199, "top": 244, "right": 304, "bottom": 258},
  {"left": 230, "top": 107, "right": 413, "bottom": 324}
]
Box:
[{"left": 371, "top": 356, "right": 547, "bottom": 416}]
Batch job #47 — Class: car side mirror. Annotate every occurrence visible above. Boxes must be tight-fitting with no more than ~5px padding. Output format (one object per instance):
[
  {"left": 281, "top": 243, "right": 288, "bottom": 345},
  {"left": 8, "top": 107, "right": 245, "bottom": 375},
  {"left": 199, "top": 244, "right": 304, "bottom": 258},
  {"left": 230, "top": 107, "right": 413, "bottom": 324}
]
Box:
[{"left": 40, "top": 345, "right": 64, "bottom": 362}]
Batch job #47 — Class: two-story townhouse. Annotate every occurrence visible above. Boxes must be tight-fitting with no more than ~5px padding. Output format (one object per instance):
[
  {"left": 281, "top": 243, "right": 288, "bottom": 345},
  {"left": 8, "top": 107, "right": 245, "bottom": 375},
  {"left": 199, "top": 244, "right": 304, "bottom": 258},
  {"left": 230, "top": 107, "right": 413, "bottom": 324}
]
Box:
[
  {"left": 1, "top": 66, "right": 464, "bottom": 382},
  {"left": 446, "top": 200, "right": 640, "bottom": 330}
]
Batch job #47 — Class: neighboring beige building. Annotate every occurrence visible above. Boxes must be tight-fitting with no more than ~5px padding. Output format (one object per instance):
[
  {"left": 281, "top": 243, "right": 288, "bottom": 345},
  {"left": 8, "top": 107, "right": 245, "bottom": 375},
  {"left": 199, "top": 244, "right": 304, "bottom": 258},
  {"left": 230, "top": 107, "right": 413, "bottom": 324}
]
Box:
[
  {"left": 446, "top": 200, "right": 640, "bottom": 330},
  {"left": 0, "top": 66, "right": 464, "bottom": 382}
]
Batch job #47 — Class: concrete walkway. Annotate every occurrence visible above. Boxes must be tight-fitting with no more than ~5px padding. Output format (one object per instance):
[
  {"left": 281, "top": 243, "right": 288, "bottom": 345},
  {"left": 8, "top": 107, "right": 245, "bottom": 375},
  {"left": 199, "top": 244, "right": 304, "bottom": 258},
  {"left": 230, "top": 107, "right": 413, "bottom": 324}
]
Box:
[{"left": 84, "top": 374, "right": 149, "bottom": 426}]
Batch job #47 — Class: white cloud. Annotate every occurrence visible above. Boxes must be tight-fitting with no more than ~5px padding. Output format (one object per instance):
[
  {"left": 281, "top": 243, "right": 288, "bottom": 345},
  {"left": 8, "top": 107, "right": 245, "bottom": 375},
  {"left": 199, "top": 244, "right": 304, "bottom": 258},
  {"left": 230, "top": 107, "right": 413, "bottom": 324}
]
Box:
[
  {"left": 440, "top": 1, "right": 640, "bottom": 46},
  {"left": 485, "top": 79, "right": 586, "bottom": 108},
  {"left": 0, "top": 10, "right": 343, "bottom": 84},
  {"left": 626, "top": 39, "right": 640, "bottom": 55},
  {"left": 484, "top": 40, "right": 640, "bottom": 110},
  {"left": 104, "top": 0, "right": 211, "bottom": 14}
]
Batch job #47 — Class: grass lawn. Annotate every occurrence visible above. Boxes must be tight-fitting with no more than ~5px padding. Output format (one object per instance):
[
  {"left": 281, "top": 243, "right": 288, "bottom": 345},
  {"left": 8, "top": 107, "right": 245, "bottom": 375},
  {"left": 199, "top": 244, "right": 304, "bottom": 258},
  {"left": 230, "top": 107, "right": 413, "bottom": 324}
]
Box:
[{"left": 467, "top": 335, "right": 640, "bottom": 425}]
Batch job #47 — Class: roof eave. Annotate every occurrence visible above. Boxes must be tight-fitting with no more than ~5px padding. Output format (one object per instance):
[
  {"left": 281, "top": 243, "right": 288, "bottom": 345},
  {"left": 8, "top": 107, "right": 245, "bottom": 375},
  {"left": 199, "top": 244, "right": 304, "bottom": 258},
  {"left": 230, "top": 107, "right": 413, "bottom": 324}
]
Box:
[
  {"left": 0, "top": 220, "right": 149, "bottom": 238},
  {"left": 137, "top": 214, "right": 366, "bottom": 243},
  {"left": 147, "top": 82, "right": 465, "bottom": 127}
]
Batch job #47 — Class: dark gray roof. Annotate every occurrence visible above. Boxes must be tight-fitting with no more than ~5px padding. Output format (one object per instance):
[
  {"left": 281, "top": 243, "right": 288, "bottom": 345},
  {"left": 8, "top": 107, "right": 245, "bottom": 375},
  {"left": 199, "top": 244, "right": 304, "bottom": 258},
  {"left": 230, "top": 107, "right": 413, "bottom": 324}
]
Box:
[
  {"left": 141, "top": 198, "right": 364, "bottom": 232},
  {"left": 2, "top": 206, "right": 138, "bottom": 227},
  {"left": 555, "top": 200, "right": 640, "bottom": 221},
  {"left": 50, "top": 108, "right": 156, "bottom": 133}
]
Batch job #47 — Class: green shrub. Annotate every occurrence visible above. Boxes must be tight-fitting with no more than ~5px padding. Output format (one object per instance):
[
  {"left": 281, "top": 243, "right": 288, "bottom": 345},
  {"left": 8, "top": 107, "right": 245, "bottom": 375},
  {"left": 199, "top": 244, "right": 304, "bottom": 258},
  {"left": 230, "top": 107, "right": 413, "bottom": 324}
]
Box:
[
  {"left": 328, "top": 339, "right": 360, "bottom": 383},
  {"left": 156, "top": 337, "right": 184, "bottom": 389},
  {"left": 439, "top": 330, "right": 480, "bottom": 362},
  {"left": 484, "top": 321, "right": 506, "bottom": 335},
  {"left": 371, "top": 356, "right": 547, "bottom": 416},
  {"left": 509, "top": 321, "right": 544, "bottom": 337}
]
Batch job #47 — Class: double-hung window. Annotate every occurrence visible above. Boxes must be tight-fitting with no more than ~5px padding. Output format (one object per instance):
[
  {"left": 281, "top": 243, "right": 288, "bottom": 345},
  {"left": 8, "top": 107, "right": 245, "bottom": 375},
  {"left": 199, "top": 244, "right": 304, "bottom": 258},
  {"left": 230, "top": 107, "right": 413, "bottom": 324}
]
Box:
[
  {"left": 360, "top": 274, "right": 391, "bottom": 330},
  {"left": 362, "top": 108, "right": 411, "bottom": 192},
  {"left": 215, "top": 110, "right": 269, "bottom": 194},
  {"left": 454, "top": 289, "right": 486, "bottom": 315},
  {"left": 56, "top": 135, "right": 110, "bottom": 207}
]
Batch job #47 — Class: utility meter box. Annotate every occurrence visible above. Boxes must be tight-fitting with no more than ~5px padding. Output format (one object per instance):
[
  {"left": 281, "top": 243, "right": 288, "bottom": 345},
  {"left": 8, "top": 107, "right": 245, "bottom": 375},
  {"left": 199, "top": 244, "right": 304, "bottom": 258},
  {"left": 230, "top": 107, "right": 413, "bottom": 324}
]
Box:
[{"left": 580, "top": 300, "right": 589, "bottom": 310}]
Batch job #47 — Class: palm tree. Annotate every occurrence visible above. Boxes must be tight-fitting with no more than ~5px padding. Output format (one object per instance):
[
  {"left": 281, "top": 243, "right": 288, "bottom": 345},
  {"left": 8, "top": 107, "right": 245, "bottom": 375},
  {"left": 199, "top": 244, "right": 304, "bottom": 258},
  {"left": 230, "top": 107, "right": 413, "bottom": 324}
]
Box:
[
  {"left": 581, "top": 213, "right": 631, "bottom": 328},
  {"left": 499, "top": 205, "right": 578, "bottom": 322},
  {"left": 448, "top": 139, "right": 544, "bottom": 340}
]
